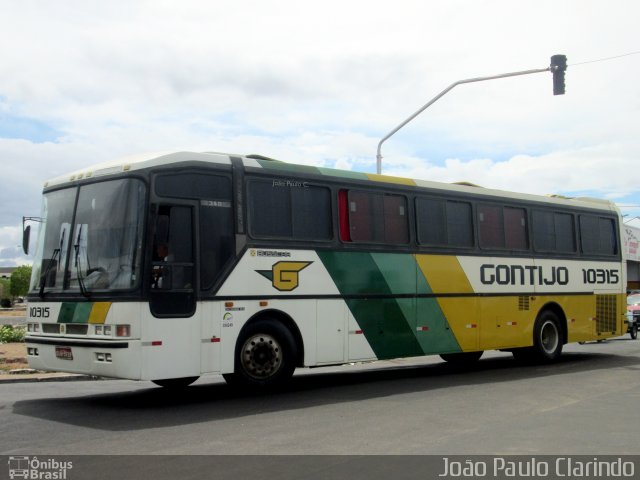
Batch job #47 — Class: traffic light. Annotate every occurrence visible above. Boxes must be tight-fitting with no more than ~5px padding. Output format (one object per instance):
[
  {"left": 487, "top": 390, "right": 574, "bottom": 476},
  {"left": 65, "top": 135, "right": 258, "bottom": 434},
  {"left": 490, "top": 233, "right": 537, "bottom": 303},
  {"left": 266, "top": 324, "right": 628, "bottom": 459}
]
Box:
[{"left": 550, "top": 54, "right": 567, "bottom": 95}]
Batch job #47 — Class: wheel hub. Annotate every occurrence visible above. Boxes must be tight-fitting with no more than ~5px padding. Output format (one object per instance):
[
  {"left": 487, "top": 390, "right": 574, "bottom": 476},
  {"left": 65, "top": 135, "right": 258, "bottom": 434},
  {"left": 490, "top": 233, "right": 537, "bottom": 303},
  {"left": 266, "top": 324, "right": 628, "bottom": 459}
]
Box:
[
  {"left": 241, "top": 334, "right": 282, "bottom": 379},
  {"left": 540, "top": 320, "right": 559, "bottom": 354}
]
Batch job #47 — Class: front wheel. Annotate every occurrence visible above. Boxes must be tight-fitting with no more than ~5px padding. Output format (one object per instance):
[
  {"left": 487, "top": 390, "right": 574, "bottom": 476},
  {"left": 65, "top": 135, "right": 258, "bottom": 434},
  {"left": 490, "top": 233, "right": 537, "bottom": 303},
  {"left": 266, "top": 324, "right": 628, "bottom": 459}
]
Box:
[
  {"left": 223, "top": 319, "right": 298, "bottom": 389},
  {"left": 631, "top": 324, "right": 638, "bottom": 340}
]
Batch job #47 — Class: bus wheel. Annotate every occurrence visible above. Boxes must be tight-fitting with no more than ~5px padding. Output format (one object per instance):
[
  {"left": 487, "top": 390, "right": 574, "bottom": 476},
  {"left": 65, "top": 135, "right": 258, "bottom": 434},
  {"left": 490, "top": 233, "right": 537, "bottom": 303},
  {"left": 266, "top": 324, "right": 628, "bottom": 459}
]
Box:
[
  {"left": 224, "top": 319, "right": 298, "bottom": 389},
  {"left": 152, "top": 376, "right": 199, "bottom": 388},
  {"left": 532, "top": 310, "right": 563, "bottom": 361},
  {"left": 439, "top": 351, "right": 483, "bottom": 363}
]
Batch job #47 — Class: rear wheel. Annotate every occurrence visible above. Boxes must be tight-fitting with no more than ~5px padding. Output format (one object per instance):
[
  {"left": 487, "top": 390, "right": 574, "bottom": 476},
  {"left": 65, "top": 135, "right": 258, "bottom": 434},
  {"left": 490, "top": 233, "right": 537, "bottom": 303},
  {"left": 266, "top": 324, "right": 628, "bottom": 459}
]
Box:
[
  {"left": 223, "top": 319, "right": 298, "bottom": 389},
  {"left": 534, "top": 311, "right": 563, "bottom": 361},
  {"left": 631, "top": 324, "right": 638, "bottom": 340},
  {"left": 512, "top": 310, "right": 564, "bottom": 363}
]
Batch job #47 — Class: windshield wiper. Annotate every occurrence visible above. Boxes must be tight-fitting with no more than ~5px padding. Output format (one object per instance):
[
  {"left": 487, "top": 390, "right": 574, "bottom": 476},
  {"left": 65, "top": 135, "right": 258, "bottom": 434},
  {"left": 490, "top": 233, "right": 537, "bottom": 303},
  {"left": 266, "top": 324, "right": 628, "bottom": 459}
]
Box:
[
  {"left": 38, "top": 229, "right": 66, "bottom": 298},
  {"left": 38, "top": 248, "right": 60, "bottom": 298}
]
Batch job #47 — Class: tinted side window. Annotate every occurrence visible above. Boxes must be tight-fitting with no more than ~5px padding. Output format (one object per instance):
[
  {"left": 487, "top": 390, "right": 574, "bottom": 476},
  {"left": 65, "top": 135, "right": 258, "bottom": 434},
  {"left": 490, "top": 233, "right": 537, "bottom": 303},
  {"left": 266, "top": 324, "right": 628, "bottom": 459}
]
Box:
[
  {"left": 478, "top": 205, "right": 504, "bottom": 249},
  {"left": 447, "top": 201, "right": 474, "bottom": 247},
  {"left": 383, "top": 195, "right": 408, "bottom": 243},
  {"left": 416, "top": 198, "right": 446, "bottom": 245},
  {"left": 555, "top": 213, "right": 577, "bottom": 252},
  {"left": 249, "top": 181, "right": 291, "bottom": 237},
  {"left": 348, "top": 191, "right": 408, "bottom": 244},
  {"left": 416, "top": 198, "right": 473, "bottom": 247},
  {"left": 533, "top": 211, "right": 576, "bottom": 253},
  {"left": 200, "top": 200, "right": 234, "bottom": 290},
  {"left": 292, "top": 184, "right": 332, "bottom": 239},
  {"left": 479, "top": 205, "right": 528, "bottom": 250},
  {"left": 248, "top": 180, "right": 332, "bottom": 240},
  {"left": 504, "top": 207, "right": 528, "bottom": 250},
  {"left": 580, "top": 215, "right": 617, "bottom": 256},
  {"left": 156, "top": 173, "right": 232, "bottom": 199}
]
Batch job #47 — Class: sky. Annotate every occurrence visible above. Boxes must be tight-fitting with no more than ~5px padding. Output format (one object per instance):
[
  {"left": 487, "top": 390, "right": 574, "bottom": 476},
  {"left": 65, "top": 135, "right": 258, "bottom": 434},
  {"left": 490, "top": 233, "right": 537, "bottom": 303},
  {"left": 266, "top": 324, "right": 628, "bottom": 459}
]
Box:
[{"left": 0, "top": 0, "right": 639, "bottom": 267}]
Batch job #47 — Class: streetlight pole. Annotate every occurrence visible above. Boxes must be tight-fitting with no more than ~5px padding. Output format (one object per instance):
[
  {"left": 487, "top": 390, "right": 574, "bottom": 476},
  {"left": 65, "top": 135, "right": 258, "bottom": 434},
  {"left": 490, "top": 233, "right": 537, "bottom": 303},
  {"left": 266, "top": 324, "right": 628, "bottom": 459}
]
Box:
[{"left": 375, "top": 56, "right": 566, "bottom": 175}]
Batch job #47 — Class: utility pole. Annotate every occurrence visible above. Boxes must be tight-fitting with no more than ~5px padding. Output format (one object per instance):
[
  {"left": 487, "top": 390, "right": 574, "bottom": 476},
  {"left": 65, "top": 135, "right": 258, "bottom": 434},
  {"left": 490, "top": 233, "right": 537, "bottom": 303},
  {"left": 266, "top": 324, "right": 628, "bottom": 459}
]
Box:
[{"left": 376, "top": 55, "right": 567, "bottom": 175}]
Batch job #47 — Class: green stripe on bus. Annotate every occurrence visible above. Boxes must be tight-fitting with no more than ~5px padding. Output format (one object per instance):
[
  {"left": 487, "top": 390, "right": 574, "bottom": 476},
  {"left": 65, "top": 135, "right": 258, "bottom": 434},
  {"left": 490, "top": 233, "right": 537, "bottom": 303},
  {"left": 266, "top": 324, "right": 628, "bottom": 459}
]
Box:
[
  {"left": 317, "top": 167, "right": 369, "bottom": 181},
  {"left": 58, "top": 302, "right": 92, "bottom": 324},
  {"left": 371, "top": 253, "right": 462, "bottom": 355},
  {"left": 317, "top": 251, "right": 422, "bottom": 359},
  {"left": 318, "top": 251, "right": 462, "bottom": 358},
  {"left": 255, "top": 159, "right": 322, "bottom": 175}
]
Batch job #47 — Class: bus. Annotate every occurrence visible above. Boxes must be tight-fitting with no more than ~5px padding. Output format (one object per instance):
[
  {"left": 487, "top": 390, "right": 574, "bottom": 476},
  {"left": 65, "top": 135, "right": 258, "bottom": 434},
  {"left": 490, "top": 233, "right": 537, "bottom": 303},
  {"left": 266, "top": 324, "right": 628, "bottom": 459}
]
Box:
[{"left": 23, "top": 151, "right": 626, "bottom": 388}]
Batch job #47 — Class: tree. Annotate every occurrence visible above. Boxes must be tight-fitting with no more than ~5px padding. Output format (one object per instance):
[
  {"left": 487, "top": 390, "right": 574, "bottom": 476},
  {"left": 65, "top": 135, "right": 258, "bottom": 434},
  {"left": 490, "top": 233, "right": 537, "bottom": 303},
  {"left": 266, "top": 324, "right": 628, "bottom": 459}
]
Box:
[
  {"left": 10, "top": 265, "right": 32, "bottom": 299},
  {"left": 0, "top": 278, "right": 10, "bottom": 307}
]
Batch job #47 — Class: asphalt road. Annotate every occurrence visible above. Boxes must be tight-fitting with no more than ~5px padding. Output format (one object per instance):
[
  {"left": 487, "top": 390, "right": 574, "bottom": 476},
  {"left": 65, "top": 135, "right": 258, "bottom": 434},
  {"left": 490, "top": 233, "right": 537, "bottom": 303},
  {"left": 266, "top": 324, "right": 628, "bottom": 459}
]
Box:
[{"left": 1, "top": 337, "right": 640, "bottom": 457}]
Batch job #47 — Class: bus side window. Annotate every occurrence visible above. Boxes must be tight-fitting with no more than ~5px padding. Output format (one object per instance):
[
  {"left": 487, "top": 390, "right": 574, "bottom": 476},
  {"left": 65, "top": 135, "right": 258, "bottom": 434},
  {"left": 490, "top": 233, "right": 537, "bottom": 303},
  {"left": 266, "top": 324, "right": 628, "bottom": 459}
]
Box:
[
  {"left": 200, "top": 200, "right": 234, "bottom": 290},
  {"left": 346, "top": 190, "right": 408, "bottom": 244},
  {"left": 155, "top": 171, "right": 234, "bottom": 291}
]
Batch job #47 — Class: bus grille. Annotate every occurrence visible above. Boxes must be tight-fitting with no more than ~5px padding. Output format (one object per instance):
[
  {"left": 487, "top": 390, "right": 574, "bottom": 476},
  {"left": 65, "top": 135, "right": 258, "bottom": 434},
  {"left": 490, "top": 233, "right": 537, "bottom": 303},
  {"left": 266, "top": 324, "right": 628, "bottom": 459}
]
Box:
[
  {"left": 518, "top": 296, "right": 530, "bottom": 311},
  {"left": 596, "top": 295, "right": 617, "bottom": 334}
]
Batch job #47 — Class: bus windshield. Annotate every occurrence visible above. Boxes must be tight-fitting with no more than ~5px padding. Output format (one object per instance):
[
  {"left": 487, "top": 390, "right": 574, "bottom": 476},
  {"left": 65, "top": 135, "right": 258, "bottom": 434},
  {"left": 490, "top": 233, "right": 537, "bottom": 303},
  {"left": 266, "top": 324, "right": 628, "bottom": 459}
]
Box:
[{"left": 29, "top": 178, "right": 146, "bottom": 295}]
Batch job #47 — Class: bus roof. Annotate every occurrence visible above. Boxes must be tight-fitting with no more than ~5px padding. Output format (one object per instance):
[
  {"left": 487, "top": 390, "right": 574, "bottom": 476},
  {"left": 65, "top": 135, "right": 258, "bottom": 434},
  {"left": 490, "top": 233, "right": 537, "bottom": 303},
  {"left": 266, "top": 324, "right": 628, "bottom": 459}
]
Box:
[{"left": 43, "top": 150, "right": 619, "bottom": 214}]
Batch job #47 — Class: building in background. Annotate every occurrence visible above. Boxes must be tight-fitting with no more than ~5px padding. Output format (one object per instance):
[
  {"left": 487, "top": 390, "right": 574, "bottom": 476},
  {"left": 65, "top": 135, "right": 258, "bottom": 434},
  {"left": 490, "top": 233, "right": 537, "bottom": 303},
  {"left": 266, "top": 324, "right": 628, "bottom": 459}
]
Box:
[
  {"left": 0, "top": 267, "right": 16, "bottom": 279},
  {"left": 624, "top": 225, "right": 640, "bottom": 291}
]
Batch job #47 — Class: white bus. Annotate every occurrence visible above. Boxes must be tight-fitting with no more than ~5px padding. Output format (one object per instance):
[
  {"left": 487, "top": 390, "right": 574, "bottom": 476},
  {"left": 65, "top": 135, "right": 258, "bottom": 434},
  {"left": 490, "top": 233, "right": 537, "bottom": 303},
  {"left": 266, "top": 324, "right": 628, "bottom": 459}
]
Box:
[{"left": 24, "top": 151, "right": 626, "bottom": 388}]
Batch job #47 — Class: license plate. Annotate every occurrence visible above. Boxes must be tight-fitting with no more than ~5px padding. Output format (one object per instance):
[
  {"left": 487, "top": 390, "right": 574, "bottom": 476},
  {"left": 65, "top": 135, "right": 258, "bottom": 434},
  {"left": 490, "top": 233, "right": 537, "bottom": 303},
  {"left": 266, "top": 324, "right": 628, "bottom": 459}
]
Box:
[{"left": 55, "top": 346, "right": 73, "bottom": 360}]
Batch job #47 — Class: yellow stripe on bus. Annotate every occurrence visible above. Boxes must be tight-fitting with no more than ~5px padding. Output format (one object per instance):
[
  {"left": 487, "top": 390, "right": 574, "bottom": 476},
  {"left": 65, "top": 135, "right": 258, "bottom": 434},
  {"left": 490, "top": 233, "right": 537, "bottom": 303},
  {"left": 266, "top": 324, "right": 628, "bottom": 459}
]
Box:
[
  {"left": 88, "top": 302, "right": 112, "bottom": 324},
  {"left": 366, "top": 173, "right": 416, "bottom": 186},
  {"left": 415, "top": 254, "right": 479, "bottom": 351}
]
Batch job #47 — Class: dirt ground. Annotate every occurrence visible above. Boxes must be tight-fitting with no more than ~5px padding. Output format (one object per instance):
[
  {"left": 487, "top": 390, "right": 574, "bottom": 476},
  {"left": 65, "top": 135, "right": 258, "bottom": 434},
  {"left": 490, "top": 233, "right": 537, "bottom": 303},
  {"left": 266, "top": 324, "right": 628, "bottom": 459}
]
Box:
[
  {"left": 0, "top": 342, "right": 28, "bottom": 372},
  {"left": 0, "top": 307, "right": 29, "bottom": 372},
  {"left": 0, "top": 308, "right": 27, "bottom": 316}
]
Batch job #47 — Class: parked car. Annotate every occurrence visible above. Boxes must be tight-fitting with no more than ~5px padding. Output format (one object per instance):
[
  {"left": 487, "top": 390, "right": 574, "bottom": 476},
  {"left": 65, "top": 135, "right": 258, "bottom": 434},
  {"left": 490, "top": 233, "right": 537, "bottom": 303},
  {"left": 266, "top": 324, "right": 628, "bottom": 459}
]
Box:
[{"left": 626, "top": 294, "right": 640, "bottom": 340}]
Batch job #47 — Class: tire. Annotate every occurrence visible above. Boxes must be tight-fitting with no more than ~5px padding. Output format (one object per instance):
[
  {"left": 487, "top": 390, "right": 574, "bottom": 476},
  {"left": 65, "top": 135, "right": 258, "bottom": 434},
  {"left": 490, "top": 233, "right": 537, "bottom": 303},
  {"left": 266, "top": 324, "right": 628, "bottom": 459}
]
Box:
[
  {"left": 512, "top": 310, "right": 564, "bottom": 363},
  {"left": 631, "top": 324, "right": 638, "bottom": 340},
  {"left": 152, "top": 376, "right": 199, "bottom": 388},
  {"left": 223, "top": 319, "right": 298, "bottom": 389},
  {"left": 440, "top": 351, "right": 483, "bottom": 363},
  {"left": 532, "top": 310, "right": 563, "bottom": 362}
]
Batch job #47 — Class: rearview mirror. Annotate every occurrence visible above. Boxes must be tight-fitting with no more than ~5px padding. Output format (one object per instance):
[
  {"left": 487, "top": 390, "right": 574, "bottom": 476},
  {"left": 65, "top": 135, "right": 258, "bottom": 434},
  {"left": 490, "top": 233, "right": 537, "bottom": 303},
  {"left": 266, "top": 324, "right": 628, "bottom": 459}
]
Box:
[{"left": 22, "top": 225, "right": 31, "bottom": 255}]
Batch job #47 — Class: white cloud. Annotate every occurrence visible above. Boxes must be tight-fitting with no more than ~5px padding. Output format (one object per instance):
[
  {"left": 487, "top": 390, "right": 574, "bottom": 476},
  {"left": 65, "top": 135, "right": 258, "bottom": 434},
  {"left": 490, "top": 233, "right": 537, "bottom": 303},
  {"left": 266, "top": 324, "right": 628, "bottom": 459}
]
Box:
[
  {"left": 0, "top": 226, "right": 32, "bottom": 268},
  {"left": 382, "top": 142, "right": 640, "bottom": 216}
]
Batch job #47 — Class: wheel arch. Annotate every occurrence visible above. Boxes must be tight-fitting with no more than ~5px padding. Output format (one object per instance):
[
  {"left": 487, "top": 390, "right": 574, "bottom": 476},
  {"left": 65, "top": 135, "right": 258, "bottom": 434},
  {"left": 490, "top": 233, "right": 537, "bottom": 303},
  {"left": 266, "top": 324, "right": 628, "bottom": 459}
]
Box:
[
  {"left": 536, "top": 301, "right": 568, "bottom": 345},
  {"left": 240, "top": 309, "right": 305, "bottom": 367}
]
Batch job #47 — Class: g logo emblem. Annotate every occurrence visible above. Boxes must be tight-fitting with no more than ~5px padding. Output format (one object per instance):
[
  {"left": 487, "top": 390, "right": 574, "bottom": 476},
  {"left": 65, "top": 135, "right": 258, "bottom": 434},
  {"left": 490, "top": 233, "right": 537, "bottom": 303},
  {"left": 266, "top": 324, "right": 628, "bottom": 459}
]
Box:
[{"left": 256, "top": 261, "right": 312, "bottom": 291}]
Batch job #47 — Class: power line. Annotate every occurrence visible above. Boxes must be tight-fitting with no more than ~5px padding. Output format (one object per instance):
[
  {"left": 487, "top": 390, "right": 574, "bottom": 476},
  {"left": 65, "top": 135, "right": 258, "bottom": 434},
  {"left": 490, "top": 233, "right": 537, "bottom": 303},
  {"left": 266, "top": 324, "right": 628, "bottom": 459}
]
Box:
[{"left": 569, "top": 50, "right": 640, "bottom": 67}]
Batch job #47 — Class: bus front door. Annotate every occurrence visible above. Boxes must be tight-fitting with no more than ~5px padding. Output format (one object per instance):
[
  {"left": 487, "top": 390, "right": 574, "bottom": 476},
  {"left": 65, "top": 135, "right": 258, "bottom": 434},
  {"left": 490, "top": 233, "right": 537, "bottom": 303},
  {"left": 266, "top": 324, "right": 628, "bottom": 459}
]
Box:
[{"left": 147, "top": 204, "right": 200, "bottom": 380}]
